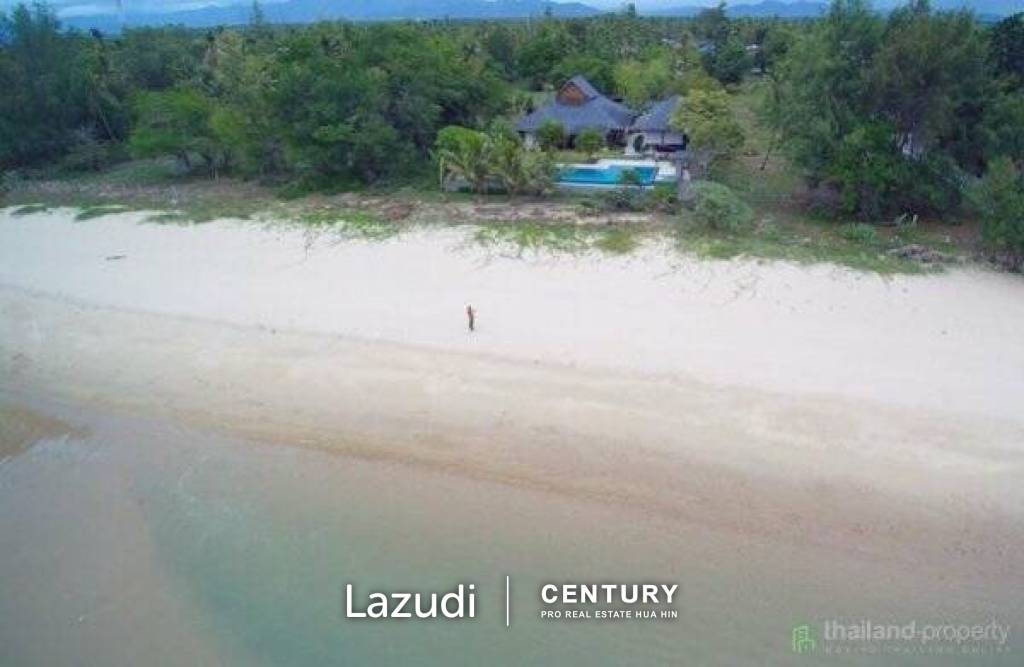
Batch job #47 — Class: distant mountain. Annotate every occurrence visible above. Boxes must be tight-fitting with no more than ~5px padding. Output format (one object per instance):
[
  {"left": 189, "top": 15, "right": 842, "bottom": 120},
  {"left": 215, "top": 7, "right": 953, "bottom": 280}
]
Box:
[
  {"left": 651, "top": 0, "right": 1019, "bottom": 18},
  {"left": 878, "top": 0, "right": 1021, "bottom": 15},
  {"left": 57, "top": 0, "right": 1021, "bottom": 32},
  {"left": 650, "top": 1, "right": 827, "bottom": 18},
  {"left": 728, "top": 1, "right": 829, "bottom": 17},
  {"left": 62, "top": 0, "right": 601, "bottom": 33}
]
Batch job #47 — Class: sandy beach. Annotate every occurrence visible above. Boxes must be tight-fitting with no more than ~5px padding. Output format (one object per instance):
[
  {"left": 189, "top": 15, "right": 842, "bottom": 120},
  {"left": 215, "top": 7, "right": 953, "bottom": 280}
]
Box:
[{"left": 2, "top": 207, "right": 1023, "bottom": 664}]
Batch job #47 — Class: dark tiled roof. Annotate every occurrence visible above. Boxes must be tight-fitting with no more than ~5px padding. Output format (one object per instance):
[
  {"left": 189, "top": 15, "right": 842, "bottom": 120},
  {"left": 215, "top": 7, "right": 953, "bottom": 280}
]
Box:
[
  {"left": 517, "top": 75, "right": 636, "bottom": 134},
  {"left": 630, "top": 96, "right": 682, "bottom": 132}
]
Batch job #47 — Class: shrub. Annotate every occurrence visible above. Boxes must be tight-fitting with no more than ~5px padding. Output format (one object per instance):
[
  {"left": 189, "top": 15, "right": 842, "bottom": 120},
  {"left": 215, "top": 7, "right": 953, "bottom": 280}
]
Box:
[
  {"left": 688, "top": 181, "right": 753, "bottom": 232},
  {"left": 671, "top": 86, "right": 745, "bottom": 176},
  {"left": 537, "top": 120, "right": 566, "bottom": 152},
  {"left": 59, "top": 134, "right": 128, "bottom": 173},
  {"left": 618, "top": 168, "right": 646, "bottom": 188},
  {"left": 597, "top": 188, "right": 647, "bottom": 212},
  {"left": 827, "top": 122, "right": 963, "bottom": 219},
  {"left": 0, "top": 171, "right": 13, "bottom": 202},
  {"left": 839, "top": 222, "right": 879, "bottom": 245},
  {"left": 645, "top": 184, "right": 680, "bottom": 214},
  {"left": 970, "top": 156, "right": 1024, "bottom": 270},
  {"left": 576, "top": 128, "right": 605, "bottom": 160},
  {"left": 590, "top": 184, "right": 679, "bottom": 214}
]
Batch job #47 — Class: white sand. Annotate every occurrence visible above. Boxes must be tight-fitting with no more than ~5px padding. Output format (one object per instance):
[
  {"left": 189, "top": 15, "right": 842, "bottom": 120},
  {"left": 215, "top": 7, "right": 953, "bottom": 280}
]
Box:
[
  {"left": 2, "top": 208, "right": 1022, "bottom": 419},
  {"left": 2, "top": 207, "right": 1024, "bottom": 576}
]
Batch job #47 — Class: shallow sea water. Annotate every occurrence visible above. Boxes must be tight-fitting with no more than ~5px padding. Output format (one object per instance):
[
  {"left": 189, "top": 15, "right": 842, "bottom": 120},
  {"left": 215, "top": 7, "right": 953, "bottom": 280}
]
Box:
[{"left": 0, "top": 396, "right": 1019, "bottom": 666}]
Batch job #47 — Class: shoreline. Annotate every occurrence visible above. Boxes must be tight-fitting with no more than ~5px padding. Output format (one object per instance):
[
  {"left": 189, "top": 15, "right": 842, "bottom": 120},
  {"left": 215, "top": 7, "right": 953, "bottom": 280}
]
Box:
[
  {"left": 2, "top": 209, "right": 1024, "bottom": 663},
  {"left": 6, "top": 393, "right": 1019, "bottom": 665}
]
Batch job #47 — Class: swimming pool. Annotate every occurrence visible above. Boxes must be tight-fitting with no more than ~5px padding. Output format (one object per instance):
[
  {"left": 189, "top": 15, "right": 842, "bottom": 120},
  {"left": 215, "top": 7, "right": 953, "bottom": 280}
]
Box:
[{"left": 556, "top": 164, "right": 659, "bottom": 187}]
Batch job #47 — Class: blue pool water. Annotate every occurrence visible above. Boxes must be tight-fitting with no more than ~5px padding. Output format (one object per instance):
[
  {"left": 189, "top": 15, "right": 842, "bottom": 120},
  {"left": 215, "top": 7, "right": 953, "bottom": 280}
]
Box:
[{"left": 557, "top": 164, "right": 658, "bottom": 186}]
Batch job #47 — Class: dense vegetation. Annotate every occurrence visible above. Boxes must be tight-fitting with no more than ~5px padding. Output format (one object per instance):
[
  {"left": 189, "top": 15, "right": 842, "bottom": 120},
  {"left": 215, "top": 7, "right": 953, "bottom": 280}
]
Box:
[{"left": 1, "top": 1, "right": 1022, "bottom": 266}]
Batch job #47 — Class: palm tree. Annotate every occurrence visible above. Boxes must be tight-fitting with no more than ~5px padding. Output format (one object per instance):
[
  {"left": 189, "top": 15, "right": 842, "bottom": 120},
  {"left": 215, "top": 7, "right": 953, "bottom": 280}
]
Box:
[
  {"left": 489, "top": 134, "right": 528, "bottom": 196},
  {"left": 434, "top": 126, "right": 492, "bottom": 195},
  {"left": 488, "top": 129, "right": 554, "bottom": 197}
]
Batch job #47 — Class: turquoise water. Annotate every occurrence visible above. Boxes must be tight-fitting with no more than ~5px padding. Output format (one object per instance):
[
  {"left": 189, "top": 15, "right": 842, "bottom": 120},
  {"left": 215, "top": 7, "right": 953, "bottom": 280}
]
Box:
[
  {"left": 557, "top": 164, "right": 658, "bottom": 186},
  {"left": 0, "top": 399, "right": 1021, "bottom": 666}
]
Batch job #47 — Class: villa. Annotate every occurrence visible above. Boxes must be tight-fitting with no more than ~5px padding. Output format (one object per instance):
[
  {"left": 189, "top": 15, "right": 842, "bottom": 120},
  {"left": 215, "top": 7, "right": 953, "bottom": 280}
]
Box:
[
  {"left": 517, "top": 75, "right": 687, "bottom": 157},
  {"left": 516, "top": 75, "right": 635, "bottom": 150}
]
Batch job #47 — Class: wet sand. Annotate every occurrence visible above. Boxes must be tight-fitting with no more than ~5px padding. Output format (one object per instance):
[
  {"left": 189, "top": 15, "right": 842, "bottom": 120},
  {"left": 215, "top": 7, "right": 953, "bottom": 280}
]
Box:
[{"left": 1, "top": 208, "right": 1023, "bottom": 663}]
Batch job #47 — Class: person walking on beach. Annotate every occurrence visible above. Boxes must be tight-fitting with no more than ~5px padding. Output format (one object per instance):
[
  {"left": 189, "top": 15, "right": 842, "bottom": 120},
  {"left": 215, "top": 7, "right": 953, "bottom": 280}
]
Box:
[{"left": 466, "top": 304, "right": 475, "bottom": 332}]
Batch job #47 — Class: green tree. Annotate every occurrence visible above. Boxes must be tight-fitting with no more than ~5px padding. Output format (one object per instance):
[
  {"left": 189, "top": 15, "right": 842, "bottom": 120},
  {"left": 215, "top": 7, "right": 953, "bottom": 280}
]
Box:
[
  {"left": 828, "top": 120, "right": 910, "bottom": 218},
  {"left": 434, "top": 125, "right": 491, "bottom": 194},
  {"left": 488, "top": 130, "right": 553, "bottom": 196},
  {"left": 758, "top": 23, "right": 794, "bottom": 74},
  {"left": 115, "top": 27, "right": 203, "bottom": 91},
  {"left": 989, "top": 13, "right": 1024, "bottom": 87},
  {"left": 770, "top": 0, "right": 882, "bottom": 179},
  {"left": 614, "top": 52, "right": 675, "bottom": 107},
  {"left": 129, "top": 88, "right": 224, "bottom": 174},
  {"left": 766, "top": 0, "right": 989, "bottom": 217},
  {"left": 707, "top": 34, "right": 751, "bottom": 85},
  {"left": 518, "top": 23, "right": 575, "bottom": 89},
  {"left": 482, "top": 24, "right": 517, "bottom": 77},
  {"left": 671, "top": 86, "right": 744, "bottom": 175},
  {"left": 537, "top": 119, "right": 566, "bottom": 151},
  {"left": 693, "top": 3, "right": 730, "bottom": 44},
  {"left": 550, "top": 54, "right": 615, "bottom": 93},
  {"left": 871, "top": 1, "right": 989, "bottom": 171},
  {"left": 0, "top": 4, "right": 97, "bottom": 168},
  {"left": 576, "top": 128, "right": 605, "bottom": 160},
  {"left": 983, "top": 93, "right": 1024, "bottom": 169},
  {"left": 971, "top": 157, "right": 1024, "bottom": 269}
]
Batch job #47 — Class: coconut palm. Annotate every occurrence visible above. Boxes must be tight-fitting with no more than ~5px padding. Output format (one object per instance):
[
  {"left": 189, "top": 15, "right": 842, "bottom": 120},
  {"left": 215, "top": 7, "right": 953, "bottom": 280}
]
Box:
[
  {"left": 489, "top": 133, "right": 554, "bottom": 196},
  {"left": 434, "top": 126, "right": 492, "bottom": 195},
  {"left": 488, "top": 133, "right": 529, "bottom": 195}
]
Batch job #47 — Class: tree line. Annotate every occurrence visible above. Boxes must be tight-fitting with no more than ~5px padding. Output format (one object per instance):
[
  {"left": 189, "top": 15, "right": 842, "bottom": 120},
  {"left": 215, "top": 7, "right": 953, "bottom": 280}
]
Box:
[
  {"left": 0, "top": 2, "right": 778, "bottom": 181},
  {"left": 0, "top": 1, "right": 1022, "bottom": 263}
]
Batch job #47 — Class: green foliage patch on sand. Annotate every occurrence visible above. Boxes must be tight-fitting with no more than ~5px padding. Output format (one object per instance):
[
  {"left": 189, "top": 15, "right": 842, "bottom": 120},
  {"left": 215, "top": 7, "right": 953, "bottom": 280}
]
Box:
[
  {"left": 674, "top": 213, "right": 941, "bottom": 275},
  {"left": 593, "top": 227, "right": 641, "bottom": 255},
  {"left": 473, "top": 221, "right": 644, "bottom": 257},
  {"left": 296, "top": 208, "right": 401, "bottom": 241},
  {"left": 473, "top": 222, "right": 592, "bottom": 255},
  {"left": 11, "top": 204, "right": 49, "bottom": 216},
  {"left": 75, "top": 205, "right": 129, "bottom": 221}
]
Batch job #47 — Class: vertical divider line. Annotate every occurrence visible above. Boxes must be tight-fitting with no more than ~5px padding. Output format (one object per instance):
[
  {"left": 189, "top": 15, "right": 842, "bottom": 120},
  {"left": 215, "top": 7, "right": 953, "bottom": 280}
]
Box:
[{"left": 505, "top": 575, "right": 510, "bottom": 628}]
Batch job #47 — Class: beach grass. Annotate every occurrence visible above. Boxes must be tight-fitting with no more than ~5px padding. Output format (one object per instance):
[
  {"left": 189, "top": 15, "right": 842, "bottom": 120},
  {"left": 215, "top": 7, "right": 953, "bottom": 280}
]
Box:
[
  {"left": 11, "top": 204, "right": 49, "bottom": 216},
  {"left": 472, "top": 221, "right": 649, "bottom": 258},
  {"left": 75, "top": 204, "right": 129, "bottom": 221},
  {"left": 593, "top": 227, "right": 641, "bottom": 255},
  {"left": 297, "top": 208, "right": 401, "bottom": 241},
  {"left": 673, "top": 214, "right": 936, "bottom": 275},
  {"left": 473, "top": 221, "right": 593, "bottom": 255}
]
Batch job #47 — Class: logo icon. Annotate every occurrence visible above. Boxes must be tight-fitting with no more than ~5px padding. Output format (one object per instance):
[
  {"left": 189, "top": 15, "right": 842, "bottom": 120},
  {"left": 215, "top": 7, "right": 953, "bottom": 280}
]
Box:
[{"left": 792, "top": 624, "right": 817, "bottom": 654}]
